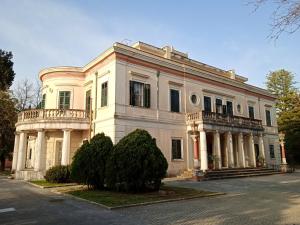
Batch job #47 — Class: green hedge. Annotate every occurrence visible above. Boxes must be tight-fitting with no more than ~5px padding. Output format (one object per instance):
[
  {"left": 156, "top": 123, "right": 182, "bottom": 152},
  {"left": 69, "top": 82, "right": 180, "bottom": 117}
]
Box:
[
  {"left": 106, "top": 129, "right": 168, "bottom": 192},
  {"left": 44, "top": 165, "right": 71, "bottom": 183},
  {"left": 71, "top": 133, "right": 113, "bottom": 189}
]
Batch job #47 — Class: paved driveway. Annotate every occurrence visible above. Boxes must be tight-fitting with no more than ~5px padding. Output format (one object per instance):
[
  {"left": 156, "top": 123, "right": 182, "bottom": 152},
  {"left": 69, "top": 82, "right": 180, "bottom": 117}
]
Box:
[{"left": 1, "top": 172, "right": 300, "bottom": 225}]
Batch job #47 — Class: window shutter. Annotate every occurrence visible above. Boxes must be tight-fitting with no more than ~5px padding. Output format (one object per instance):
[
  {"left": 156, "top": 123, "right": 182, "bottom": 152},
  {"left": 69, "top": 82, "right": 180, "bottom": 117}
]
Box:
[
  {"left": 144, "top": 84, "right": 150, "bottom": 108},
  {"left": 222, "top": 105, "right": 227, "bottom": 115},
  {"left": 129, "top": 81, "right": 135, "bottom": 106}
]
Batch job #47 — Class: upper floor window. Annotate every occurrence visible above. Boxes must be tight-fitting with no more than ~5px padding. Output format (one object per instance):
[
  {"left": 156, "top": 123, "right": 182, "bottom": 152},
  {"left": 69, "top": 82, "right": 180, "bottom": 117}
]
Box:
[
  {"left": 41, "top": 94, "right": 46, "bottom": 109},
  {"left": 170, "top": 89, "right": 180, "bottom": 112},
  {"left": 101, "top": 82, "right": 108, "bottom": 107},
  {"left": 216, "top": 98, "right": 222, "bottom": 114},
  {"left": 129, "top": 81, "right": 150, "bottom": 108},
  {"left": 266, "top": 109, "right": 272, "bottom": 126},
  {"left": 269, "top": 144, "right": 275, "bottom": 159},
  {"left": 59, "top": 91, "right": 70, "bottom": 109},
  {"left": 85, "top": 90, "right": 91, "bottom": 111},
  {"left": 172, "top": 138, "right": 182, "bottom": 160},
  {"left": 248, "top": 106, "right": 255, "bottom": 119},
  {"left": 226, "top": 101, "right": 233, "bottom": 116},
  {"left": 204, "top": 96, "right": 211, "bottom": 112}
]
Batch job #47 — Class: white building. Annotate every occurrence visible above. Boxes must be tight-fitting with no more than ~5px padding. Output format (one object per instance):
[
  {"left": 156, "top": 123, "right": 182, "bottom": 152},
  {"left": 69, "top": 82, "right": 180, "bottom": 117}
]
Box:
[{"left": 12, "top": 42, "right": 281, "bottom": 180}]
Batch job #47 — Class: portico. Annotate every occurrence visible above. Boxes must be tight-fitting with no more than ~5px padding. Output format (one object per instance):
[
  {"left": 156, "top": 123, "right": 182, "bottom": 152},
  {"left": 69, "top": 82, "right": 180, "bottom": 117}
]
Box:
[
  {"left": 187, "top": 111, "right": 265, "bottom": 171},
  {"left": 13, "top": 109, "right": 90, "bottom": 180}
]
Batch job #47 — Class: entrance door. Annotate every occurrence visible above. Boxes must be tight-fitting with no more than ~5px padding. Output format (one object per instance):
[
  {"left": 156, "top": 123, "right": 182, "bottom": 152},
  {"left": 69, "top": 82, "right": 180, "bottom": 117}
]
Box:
[{"left": 55, "top": 141, "right": 63, "bottom": 166}]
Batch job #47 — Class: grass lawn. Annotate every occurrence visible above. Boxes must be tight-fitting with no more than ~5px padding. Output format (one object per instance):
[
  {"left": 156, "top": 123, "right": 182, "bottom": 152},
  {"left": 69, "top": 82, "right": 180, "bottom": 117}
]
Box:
[
  {"left": 30, "top": 180, "right": 76, "bottom": 188},
  {"left": 68, "top": 185, "right": 221, "bottom": 208}
]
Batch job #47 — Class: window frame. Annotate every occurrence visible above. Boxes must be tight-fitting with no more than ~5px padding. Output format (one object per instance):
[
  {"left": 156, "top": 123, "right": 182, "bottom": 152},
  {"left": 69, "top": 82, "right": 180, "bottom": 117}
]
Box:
[
  {"left": 101, "top": 81, "right": 108, "bottom": 107},
  {"left": 216, "top": 98, "right": 223, "bottom": 114},
  {"left": 170, "top": 88, "right": 180, "bottom": 113},
  {"left": 129, "top": 80, "right": 151, "bottom": 108},
  {"left": 265, "top": 109, "right": 272, "bottom": 126},
  {"left": 58, "top": 91, "right": 71, "bottom": 109},
  {"left": 171, "top": 138, "right": 183, "bottom": 160},
  {"left": 41, "top": 93, "right": 46, "bottom": 109},
  {"left": 204, "top": 96, "right": 212, "bottom": 112},
  {"left": 85, "top": 90, "right": 91, "bottom": 111},
  {"left": 248, "top": 105, "right": 255, "bottom": 119}
]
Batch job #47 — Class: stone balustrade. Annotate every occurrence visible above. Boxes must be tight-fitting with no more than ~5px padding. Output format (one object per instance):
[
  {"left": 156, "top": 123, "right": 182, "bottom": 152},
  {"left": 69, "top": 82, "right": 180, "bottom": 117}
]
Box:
[
  {"left": 17, "top": 109, "right": 90, "bottom": 123},
  {"left": 186, "top": 110, "right": 263, "bottom": 131}
]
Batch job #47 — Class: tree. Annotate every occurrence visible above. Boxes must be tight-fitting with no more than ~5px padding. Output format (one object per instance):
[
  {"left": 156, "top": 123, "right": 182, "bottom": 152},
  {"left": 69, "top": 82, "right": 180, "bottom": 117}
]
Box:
[
  {"left": 250, "top": 0, "right": 300, "bottom": 39},
  {"left": 14, "top": 78, "right": 35, "bottom": 111},
  {"left": 0, "top": 91, "right": 17, "bottom": 170},
  {"left": 106, "top": 129, "right": 168, "bottom": 192},
  {"left": 266, "top": 69, "right": 300, "bottom": 164},
  {"left": 0, "top": 50, "right": 15, "bottom": 91},
  {"left": 71, "top": 133, "right": 113, "bottom": 189},
  {"left": 266, "top": 69, "right": 297, "bottom": 114}
]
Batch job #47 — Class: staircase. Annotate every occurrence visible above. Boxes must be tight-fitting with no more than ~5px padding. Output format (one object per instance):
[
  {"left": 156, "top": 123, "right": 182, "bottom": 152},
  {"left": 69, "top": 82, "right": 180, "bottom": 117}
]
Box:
[
  {"left": 204, "top": 167, "right": 282, "bottom": 180},
  {"left": 177, "top": 170, "right": 194, "bottom": 179}
]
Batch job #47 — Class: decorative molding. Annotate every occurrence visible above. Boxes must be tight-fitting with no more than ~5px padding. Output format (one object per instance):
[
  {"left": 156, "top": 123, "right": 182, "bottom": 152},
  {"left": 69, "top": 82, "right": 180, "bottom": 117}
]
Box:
[
  {"left": 264, "top": 104, "right": 272, "bottom": 108},
  {"left": 129, "top": 70, "right": 150, "bottom": 79},
  {"left": 97, "top": 70, "right": 110, "bottom": 78},
  {"left": 202, "top": 89, "right": 235, "bottom": 98},
  {"left": 168, "top": 81, "right": 183, "bottom": 87},
  {"left": 84, "top": 80, "right": 93, "bottom": 87}
]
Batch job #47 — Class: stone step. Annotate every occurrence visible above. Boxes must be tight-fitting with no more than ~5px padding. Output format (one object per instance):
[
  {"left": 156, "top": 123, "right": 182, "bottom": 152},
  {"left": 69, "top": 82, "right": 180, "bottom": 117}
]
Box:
[
  {"left": 204, "top": 171, "right": 282, "bottom": 180},
  {"left": 206, "top": 169, "right": 276, "bottom": 176}
]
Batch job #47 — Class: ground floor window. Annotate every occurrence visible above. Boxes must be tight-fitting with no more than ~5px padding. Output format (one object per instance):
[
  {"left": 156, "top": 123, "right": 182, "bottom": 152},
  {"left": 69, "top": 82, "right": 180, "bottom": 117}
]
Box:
[
  {"left": 269, "top": 144, "right": 275, "bottom": 159},
  {"left": 172, "top": 139, "right": 182, "bottom": 160}
]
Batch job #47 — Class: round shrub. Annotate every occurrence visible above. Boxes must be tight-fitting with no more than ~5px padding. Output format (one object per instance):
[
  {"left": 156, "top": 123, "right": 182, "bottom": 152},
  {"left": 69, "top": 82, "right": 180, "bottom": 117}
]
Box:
[
  {"left": 71, "top": 133, "right": 113, "bottom": 189},
  {"left": 106, "top": 129, "right": 168, "bottom": 192},
  {"left": 44, "top": 165, "right": 71, "bottom": 183}
]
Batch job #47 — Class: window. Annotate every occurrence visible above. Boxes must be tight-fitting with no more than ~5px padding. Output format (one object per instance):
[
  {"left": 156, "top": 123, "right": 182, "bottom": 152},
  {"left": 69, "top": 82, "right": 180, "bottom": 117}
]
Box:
[
  {"left": 266, "top": 110, "right": 272, "bottom": 126},
  {"left": 237, "top": 104, "right": 241, "bottom": 113},
  {"left": 59, "top": 91, "right": 70, "bottom": 109},
  {"left": 101, "top": 82, "right": 108, "bottom": 107},
  {"left": 269, "top": 144, "right": 275, "bottom": 159},
  {"left": 129, "top": 81, "right": 150, "bottom": 108},
  {"left": 248, "top": 106, "right": 255, "bottom": 119},
  {"left": 216, "top": 98, "right": 222, "bottom": 114},
  {"left": 170, "top": 89, "right": 180, "bottom": 112},
  {"left": 172, "top": 139, "right": 182, "bottom": 160},
  {"left": 85, "top": 90, "right": 91, "bottom": 111},
  {"left": 226, "top": 101, "right": 233, "bottom": 116},
  {"left": 41, "top": 94, "right": 46, "bottom": 109},
  {"left": 190, "top": 94, "right": 197, "bottom": 105},
  {"left": 204, "top": 96, "right": 211, "bottom": 112},
  {"left": 29, "top": 148, "right": 32, "bottom": 160}
]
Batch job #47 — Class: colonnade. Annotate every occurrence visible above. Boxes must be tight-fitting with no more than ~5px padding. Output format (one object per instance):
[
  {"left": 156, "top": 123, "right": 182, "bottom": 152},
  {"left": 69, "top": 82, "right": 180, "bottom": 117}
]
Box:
[
  {"left": 190, "top": 130, "right": 266, "bottom": 171},
  {"left": 11, "top": 129, "right": 72, "bottom": 173}
]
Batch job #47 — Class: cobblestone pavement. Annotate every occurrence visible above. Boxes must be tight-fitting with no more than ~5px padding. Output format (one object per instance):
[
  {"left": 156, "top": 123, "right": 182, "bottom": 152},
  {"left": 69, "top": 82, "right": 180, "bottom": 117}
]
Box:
[
  {"left": 1, "top": 172, "right": 300, "bottom": 225},
  {"left": 117, "top": 172, "right": 300, "bottom": 225}
]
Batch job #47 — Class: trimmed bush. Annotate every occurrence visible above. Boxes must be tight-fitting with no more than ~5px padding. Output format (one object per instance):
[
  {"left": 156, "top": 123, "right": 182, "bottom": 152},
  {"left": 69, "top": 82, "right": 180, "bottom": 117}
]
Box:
[
  {"left": 44, "top": 165, "right": 71, "bottom": 183},
  {"left": 71, "top": 133, "right": 113, "bottom": 189},
  {"left": 106, "top": 129, "right": 168, "bottom": 192}
]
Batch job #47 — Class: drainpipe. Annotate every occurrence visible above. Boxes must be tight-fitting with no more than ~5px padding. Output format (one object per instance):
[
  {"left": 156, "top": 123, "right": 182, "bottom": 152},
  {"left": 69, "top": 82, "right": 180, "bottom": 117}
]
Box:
[
  {"left": 94, "top": 72, "right": 98, "bottom": 136},
  {"left": 156, "top": 70, "right": 160, "bottom": 120}
]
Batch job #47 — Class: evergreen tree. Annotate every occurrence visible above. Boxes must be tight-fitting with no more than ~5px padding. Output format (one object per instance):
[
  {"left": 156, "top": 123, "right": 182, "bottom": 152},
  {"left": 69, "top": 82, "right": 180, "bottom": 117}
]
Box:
[{"left": 0, "top": 50, "right": 15, "bottom": 91}]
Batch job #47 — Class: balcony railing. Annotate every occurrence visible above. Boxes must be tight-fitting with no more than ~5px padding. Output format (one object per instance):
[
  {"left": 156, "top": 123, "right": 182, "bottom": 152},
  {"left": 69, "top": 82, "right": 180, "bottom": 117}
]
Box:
[
  {"left": 17, "top": 109, "right": 90, "bottom": 123},
  {"left": 186, "top": 111, "right": 263, "bottom": 130}
]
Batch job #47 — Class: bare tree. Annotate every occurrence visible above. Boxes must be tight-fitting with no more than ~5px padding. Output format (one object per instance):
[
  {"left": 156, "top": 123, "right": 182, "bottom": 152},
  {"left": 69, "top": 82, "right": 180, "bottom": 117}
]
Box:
[
  {"left": 249, "top": 0, "right": 300, "bottom": 40},
  {"left": 13, "top": 78, "right": 35, "bottom": 111}
]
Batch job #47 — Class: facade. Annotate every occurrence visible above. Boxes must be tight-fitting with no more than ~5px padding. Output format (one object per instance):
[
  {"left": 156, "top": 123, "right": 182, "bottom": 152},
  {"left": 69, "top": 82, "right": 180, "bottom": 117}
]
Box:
[{"left": 12, "top": 42, "right": 281, "bottom": 180}]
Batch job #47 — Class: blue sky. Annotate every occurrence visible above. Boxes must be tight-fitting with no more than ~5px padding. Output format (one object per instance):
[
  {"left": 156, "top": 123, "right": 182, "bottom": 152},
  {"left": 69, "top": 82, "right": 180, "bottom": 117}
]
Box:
[{"left": 1, "top": 0, "right": 299, "bottom": 89}]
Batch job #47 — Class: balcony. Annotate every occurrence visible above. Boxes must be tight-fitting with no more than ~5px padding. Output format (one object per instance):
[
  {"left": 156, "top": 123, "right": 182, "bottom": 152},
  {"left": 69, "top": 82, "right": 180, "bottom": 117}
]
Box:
[
  {"left": 186, "top": 111, "right": 263, "bottom": 131},
  {"left": 16, "top": 109, "right": 90, "bottom": 132},
  {"left": 18, "top": 109, "right": 90, "bottom": 123}
]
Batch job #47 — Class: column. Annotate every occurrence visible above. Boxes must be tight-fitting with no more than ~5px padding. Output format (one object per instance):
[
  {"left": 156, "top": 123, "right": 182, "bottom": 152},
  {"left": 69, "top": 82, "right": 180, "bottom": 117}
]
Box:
[
  {"left": 16, "top": 132, "right": 27, "bottom": 171},
  {"left": 280, "top": 140, "right": 287, "bottom": 165},
  {"left": 11, "top": 133, "right": 20, "bottom": 171},
  {"left": 238, "top": 133, "right": 246, "bottom": 168},
  {"left": 227, "top": 132, "right": 234, "bottom": 168},
  {"left": 213, "top": 130, "right": 222, "bottom": 169},
  {"left": 61, "top": 129, "right": 71, "bottom": 165},
  {"left": 191, "top": 134, "right": 200, "bottom": 169},
  {"left": 34, "top": 130, "right": 45, "bottom": 171},
  {"left": 258, "top": 133, "right": 266, "bottom": 166},
  {"left": 199, "top": 130, "right": 208, "bottom": 171},
  {"left": 248, "top": 133, "right": 256, "bottom": 167}
]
